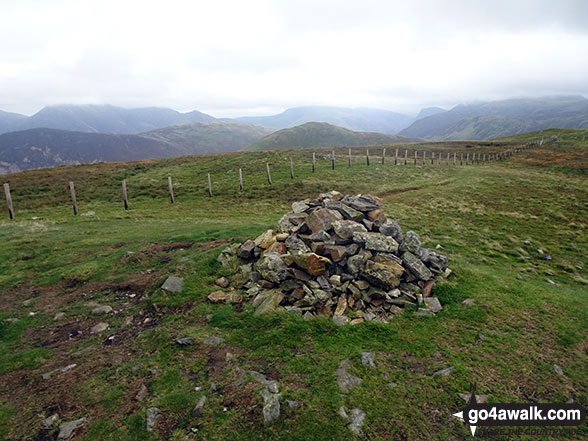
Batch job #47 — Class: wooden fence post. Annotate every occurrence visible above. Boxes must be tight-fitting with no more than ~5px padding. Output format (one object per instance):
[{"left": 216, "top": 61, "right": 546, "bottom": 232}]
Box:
[
  {"left": 381, "top": 148, "right": 386, "bottom": 164},
  {"left": 207, "top": 173, "right": 213, "bottom": 197},
  {"left": 431, "top": 151, "right": 435, "bottom": 165},
  {"left": 414, "top": 150, "right": 417, "bottom": 165},
  {"left": 460, "top": 153, "right": 463, "bottom": 166},
  {"left": 312, "top": 152, "right": 316, "bottom": 173},
  {"left": 69, "top": 181, "right": 78, "bottom": 215},
  {"left": 348, "top": 148, "right": 352, "bottom": 168},
  {"left": 394, "top": 148, "right": 398, "bottom": 165},
  {"left": 290, "top": 157, "right": 295, "bottom": 178},
  {"left": 3, "top": 183, "right": 14, "bottom": 220},
  {"left": 239, "top": 168, "right": 244, "bottom": 191},
  {"left": 404, "top": 150, "right": 408, "bottom": 165},
  {"left": 266, "top": 163, "right": 272, "bottom": 185},
  {"left": 331, "top": 150, "right": 335, "bottom": 170},
  {"left": 422, "top": 151, "right": 426, "bottom": 166},
  {"left": 366, "top": 149, "right": 370, "bottom": 166},
  {"left": 168, "top": 176, "right": 175, "bottom": 204},
  {"left": 453, "top": 152, "right": 457, "bottom": 166},
  {"left": 122, "top": 179, "right": 129, "bottom": 210},
  {"left": 466, "top": 152, "right": 469, "bottom": 166}
]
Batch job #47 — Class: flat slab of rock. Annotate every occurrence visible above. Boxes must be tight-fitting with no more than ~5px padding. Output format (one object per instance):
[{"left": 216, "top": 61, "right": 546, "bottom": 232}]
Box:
[
  {"left": 174, "top": 337, "right": 195, "bottom": 346},
  {"left": 91, "top": 305, "right": 113, "bottom": 314},
  {"left": 90, "top": 322, "right": 109, "bottom": 334},
  {"left": 207, "top": 291, "right": 242, "bottom": 304},
  {"left": 253, "top": 290, "right": 284, "bottom": 315},
  {"left": 361, "top": 352, "right": 376, "bottom": 368},
  {"left": 58, "top": 417, "right": 86, "bottom": 439},
  {"left": 424, "top": 297, "right": 442, "bottom": 313},
  {"left": 349, "top": 408, "right": 366, "bottom": 434},
  {"left": 161, "top": 276, "right": 184, "bottom": 293},
  {"left": 336, "top": 359, "right": 362, "bottom": 393},
  {"left": 433, "top": 366, "right": 455, "bottom": 377},
  {"left": 146, "top": 407, "right": 159, "bottom": 432}
]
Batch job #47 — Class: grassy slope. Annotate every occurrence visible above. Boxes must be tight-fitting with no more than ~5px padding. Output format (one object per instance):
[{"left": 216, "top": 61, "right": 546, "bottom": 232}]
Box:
[
  {"left": 0, "top": 130, "right": 587, "bottom": 440},
  {"left": 247, "top": 122, "right": 420, "bottom": 151}
]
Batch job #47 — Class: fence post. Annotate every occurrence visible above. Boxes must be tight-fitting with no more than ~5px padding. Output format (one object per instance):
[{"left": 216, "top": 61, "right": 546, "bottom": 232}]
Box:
[
  {"left": 207, "top": 173, "right": 213, "bottom": 197},
  {"left": 122, "top": 179, "right": 129, "bottom": 210},
  {"left": 431, "top": 151, "right": 435, "bottom": 165},
  {"left": 460, "top": 153, "right": 463, "bottom": 166},
  {"left": 394, "top": 148, "right": 398, "bottom": 165},
  {"left": 69, "top": 181, "right": 78, "bottom": 215},
  {"left": 414, "top": 150, "right": 417, "bottom": 165},
  {"left": 453, "top": 152, "right": 457, "bottom": 166},
  {"left": 290, "top": 157, "right": 295, "bottom": 178},
  {"left": 312, "top": 152, "right": 316, "bottom": 173},
  {"left": 404, "top": 150, "right": 408, "bottom": 165},
  {"left": 266, "top": 163, "right": 272, "bottom": 185},
  {"left": 366, "top": 149, "right": 370, "bottom": 166},
  {"left": 422, "top": 151, "right": 426, "bottom": 166},
  {"left": 239, "top": 168, "right": 244, "bottom": 191},
  {"left": 381, "top": 148, "right": 386, "bottom": 164},
  {"left": 168, "top": 176, "right": 175, "bottom": 204},
  {"left": 466, "top": 152, "right": 469, "bottom": 166},
  {"left": 348, "top": 148, "right": 352, "bottom": 168},
  {"left": 3, "top": 183, "right": 14, "bottom": 220},
  {"left": 331, "top": 150, "right": 335, "bottom": 170}
]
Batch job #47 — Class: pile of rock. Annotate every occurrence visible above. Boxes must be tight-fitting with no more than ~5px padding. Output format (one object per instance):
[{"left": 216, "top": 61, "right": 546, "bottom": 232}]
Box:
[{"left": 216, "top": 191, "right": 450, "bottom": 323}]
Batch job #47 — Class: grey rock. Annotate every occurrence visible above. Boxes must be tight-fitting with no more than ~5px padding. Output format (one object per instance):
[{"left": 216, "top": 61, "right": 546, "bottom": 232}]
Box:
[
  {"left": 91, "top": 305, "right": 113, "bottom": 314},
  {"left": 387, "top": 382, "right": 397, "bottom": 388},
  {"left": 352, "top": 232, "right": 399, "bottom": 253},
  {"left": 302, "top": 311, "right": 314, "bottom": 321},
  {"left": 260, "top": 388, "right": 282, "bottom": 424},
  {"left": 238, "top": 240, "right": 255, "bottom": 259},
  {"left": 332, "top": 220, "right": 367, "bottom": 239},
  {"left": 553, "top": 364, "right": 564, "bottom": 375},
  {"left": 286, "top": 400, "right": 299, "bottom": 409},
  {"left": 90, "top": 322, "right": 109, "bottom": 334},
  {"left": 60, "top": 364, "right": 77, "bottom": 373},
  {"left": 433, "top": 366, "right": 455, "bottom": 376},
  {"left": 217, "top": 245, "right": 239, "bottom": 269},
  {"left": 292, "top": 201, "right": 310, "bottom": 213},
  {"left": 348, "top": 408, "right": 366, "bottom": 434},
  {"left": 379, "top": 219, "right": 403, "bottom": 242},
  {"left": 462, "top": 298, "right": 475, "bottom": 306},
  {"left": 332, "top": 315, "right": 349, "bottom": 326},
  {"left": 324, "top": 200, "right": 364, "bottom": 222},
  {"left": 399, "top": 231, "right": 421, "bottom": 255},
  {"left": 306, "top": 208, "right": 343, "bottom": 233},
  {"left": 424, "top": 297, "right": 442, "bottom": 313},
  {"left": 402, "top": 251, "right": 433, "bottom": 281},
  {"left": 426, "top": 251, "right": 448, "bottom": 272},
  {"left": 336, "top": 359, "right": 362, "bottom": 392},
  {"left": 201, "top": 336, "right": 225, "bottom": 345},
  {"left": 41, "top": 413, "right": 59, "bottom": 429},
  {"left": 347, "top": 254, "right": 366, "bottom": 275},
  {"left": 361, "top": 352, "right": 376, "bottom": 368},
  {"left": 53, "top": 312, "right": 65, "bottom": 320},
  {"left": 338, "top": 406, "right": 348, "bottom": 419},
  {"left": 342, "top": 194, "right": 381, "bottom": 212},
  {"left": 161, "top": 276, "right": 184, "bottom": 293},
  {"left": 58, "top": 417, "right": 86, "bottom": 439},
  {"left": 146, "top": 407, "right": 159, "bottom": 433},
  {"left": 174, "top": 337, "right": 195, "bottom": 346},
  {"left": 135, "top": 384, "right": 148, "bottom": 400},
  {"left": 215, "top": 276, "right": 230, "bottom": 288},
  {"left": 253, "top": 289, "right": 284, "bottom": 315},
  {"left": 285, "top": 234, "right": 310, "bottom": 254},
  {"left": 254, "top": 253, "right": 289, "bottom": 284},
  {"left": 307, "top": 230, "right": 332, "bottom": 241},
  {"left": 361, "top": 258, "right": 403, "bottom": 290},
  {"left": 193, "top": 395, "right": 207, "bottom": 417}
]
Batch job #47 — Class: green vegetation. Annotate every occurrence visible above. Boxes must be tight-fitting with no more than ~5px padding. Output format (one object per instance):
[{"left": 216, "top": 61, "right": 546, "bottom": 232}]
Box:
[
  {"left": 0, "top": 129, "right": 587, "bottom": 440},
  {"left": 247, "top": 122, "right": 420, "bottom": 151}
]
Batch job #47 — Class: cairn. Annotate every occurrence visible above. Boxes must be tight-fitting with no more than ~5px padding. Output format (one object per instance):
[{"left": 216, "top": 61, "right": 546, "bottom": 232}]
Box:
[{"left": 215, "top": 191, "right": 450, "bottom": 323}]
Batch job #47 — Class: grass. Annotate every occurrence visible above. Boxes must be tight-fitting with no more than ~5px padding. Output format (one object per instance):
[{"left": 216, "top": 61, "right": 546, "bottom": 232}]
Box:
[{"left": 0, "top": 129, "right": 587, "bottom": 440}]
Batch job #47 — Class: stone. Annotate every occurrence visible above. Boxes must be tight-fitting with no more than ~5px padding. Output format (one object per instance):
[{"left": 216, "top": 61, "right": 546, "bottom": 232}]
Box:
[
  {"left": 58, "top": 417, "right": 86, "bottom": 439},
  {"left": 255, "top": 253, "right": 289, "bottom": 283},
  {"left": 462, "top": 298, "right": 475, "bottom": 306},
  {"left": 329, "top": 274, "right": 342, "bottom": 286},
  {"left": 322, "top": 245, "right": 348, "bottom": 262},
  {"left": 91, "top": 305, "right": 113, "bottom": 314},
  {"left": 286, "top": 400, "right": 299, "bottom": 409},
  {"left": 361, "top": 259, "right": 403, "bottom": 290},
  {"left": 387, "top": 382, "right": 397, "bottom": 388},
  {"left": 238, "top": 240, "right": 255, "bottom": 259},
  {"left": 60, "top": 364, "right": 77, "bottom": 373},
  {"left": 332, "top": 220, "right": 367, "bottom": 239},
  {"left": 254, "top": 229, "right": 276, "bottom": 249},
  {"left": 53, "top": 312, "right": 65, "bottom": 320},
  {"left": 306, "top": 208, "right": 343, "bottom": 233},
  {"left": 135, "top": 384, "right": 148, "bottom": 400},
  {"left": 336, "top": 359, "right": 362, "bottom": 392},
  {"left": 348, "top": 408, "right": 366, "bottom": 435},
  {"left": 193, "top": 395, "right": 207, "bottom": 417},
  {"left": 161, "top": 276, "right": 184, "bottom": 293},
  {"left": 427, "top": 251, "right": 448, "bottom": 272},
  {"left": 91, "top": 322, "right": 109, "bottom": 334},
  {"left": 146, "top": 407, "right": 159, "bottom": 433},
  {"left": 215, "top": 276, "right": 230, "bottom": 288},
  {"left": 350, "top": 318, "right": 364, "bottom": 325},
  {"left": 338, "top": 406, "right": 348, "bottom": 419},
  {"left": 253, "top": 290, "right": 285, "bottom": 315},
  {"left": 424, "top": 297, "right": 442, "bottom": 313},
  {"left": 42, "top": 413, "right": 59, "bottom": 429},
  {"left": 207, "top": 291, "right": 243, "bottom": 304},
  {"left": 368, "top": 208, "right": 386, "bottom": 223},
  {"left": 201, "top": 336, "right": 225, "bottom": 345},
  {"left": 324, "top": 200, "right": 364, "bottom": 222},
  {"left": 399, "top": 231, "right": 421, "bottom": 255},
  {"left": 433, "top": 366, "right": 455, "bottom": 376},
  {"left": 292, "top": 201, "right": 310, "bottom": 213},
  {"left": 332, "top": 315, "right": 349, "bottom": 326},
  {"left": 458, "top": 393, "right": 488, "bottom": 404},
  {"left": 282, "top": 253, "right": 332, "bottom": 276},
  {"left": 334, "top": 296, "right": 347, "bottom": 316},
  {"left": 260, "top": 388, "right": 282, "bottom": 424},
  {"left": 553, "top": 364, "right": 564, "bottom": 375},
  {"left": 342, "top": 194, "right": 382, "bottom": 212},
  {"left": 361, "top": 352, "right": 376, "bottom": 368},
  {"left": 285, "top": 234, "right": 311, "bottom": 254},
  {"left": 174, "top": 337, "right": 195, "bottom": 346},
  {"left": 379, "top": 219, "right": 403, "bottom": 242},
  {"left": 422, "top": 281, "right": 434, "bottom": 297},
  {"left": 353, "top": 232, "right": 399, "bottom": 253},
  {"left": 347, "top": 255, "right": 366, "bottom": 275},
  {"left": 402, "top": 252, "right": 433, "bottom": 281}
]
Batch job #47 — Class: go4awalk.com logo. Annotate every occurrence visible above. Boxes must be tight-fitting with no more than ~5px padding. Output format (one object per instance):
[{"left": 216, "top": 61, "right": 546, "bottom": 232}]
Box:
[{"left": 453, "top": 384, "right": 586, "bottom": 437}]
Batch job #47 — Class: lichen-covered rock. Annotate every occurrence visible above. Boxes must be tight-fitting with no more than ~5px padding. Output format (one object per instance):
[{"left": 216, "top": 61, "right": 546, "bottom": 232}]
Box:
[
  {"left": 399, "top": 231, "right": 421, "bottom": 255},
  {"left": 282, "top": 253, "right": 332, "bottom": 276},
  {"left": 291, "top": 201, "right": 310, "bottom": 213},
  {"left": 238, "top": 240, "right": 255, "bottom": 259},
  {"left": 254, "top": 229, "right": 276, "bottom": 249},
  {"left": 342, "top": 194, "right": 382, "bottom": 212},
  {"left": 306, "top": 208, "right": 343, "bottom": 233},
  {"left": 332, "top": 219, "right": 367, "bottom": 239},
  {"left": 361, "top": 258, "right": 404, "bottom": 290},
  {"left": 253, "top": 290, "right": 285, "bottom": 315},
  {"left": 379, "top": 220, "right": 403, "bottom": 242},
  {"left": 352, "top": 232, "right": 399, "bottom": 253},
  {"left": 402, "top": 251, "right": 433, "bottom": 281},
  {"left": 284, "top": 234, "right": 310, "bottom": 254},
  {"left": 254, "top": 253, "right": 289, "bottom": 283}
]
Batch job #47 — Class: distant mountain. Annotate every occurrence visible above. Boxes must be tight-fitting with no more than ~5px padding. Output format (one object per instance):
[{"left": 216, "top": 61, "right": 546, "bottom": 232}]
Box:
[
  {"left": 399, "top": 96, "right": 588, "bottom": 140},
  {"left": 229, "top": 106, "right": 415, "bottom": 134},
  {"left": 0, "top": 104, "right": 216, "bottom": 135},
  {"left": 246, "top": 122, "right": 421, "bottom": 151},
  {"left": 140, "top": 122, "right": 272, "bottom": 154},
  {"left": 0, "top": 110, "right": 27, "bottom": 134},
  {"left": 415, "top": 107, "right": 446, "bottom": 120},
  {"left": 0, "top": 121, "right": 273, "bottom": 174}
]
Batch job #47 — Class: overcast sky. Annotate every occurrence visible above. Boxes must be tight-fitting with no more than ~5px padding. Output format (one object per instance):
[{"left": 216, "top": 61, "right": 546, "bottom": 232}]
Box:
[{"left": 1, "top": 0, "right": 587, "bottom": 117}]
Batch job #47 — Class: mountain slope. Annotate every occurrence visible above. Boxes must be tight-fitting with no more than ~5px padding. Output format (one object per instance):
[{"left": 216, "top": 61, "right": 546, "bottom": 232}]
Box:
[
  {"left": 0, "top": 104, "right": 217, "bottom": 135},
  {"left": 230, "top": 106, "right": 415, "bottom": 134},
  {"left": 0, "top": 110, "right": 27, "bottom": 134},
  {"left": 0, "top": 128, "right": 189, "bottom": 174},
  {"left": 399, "top": 95, "right": 588, "bottom": 140},
  {"left": 246, "top": 122, "right": 421, "bottom": 151},
  {"left": 141, "top": 122, "right": 272, "bottom": 154}
]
